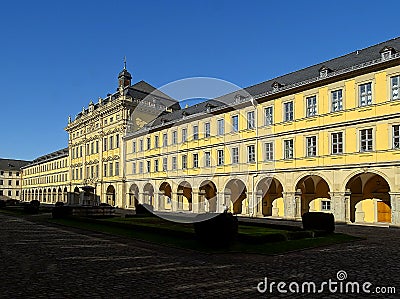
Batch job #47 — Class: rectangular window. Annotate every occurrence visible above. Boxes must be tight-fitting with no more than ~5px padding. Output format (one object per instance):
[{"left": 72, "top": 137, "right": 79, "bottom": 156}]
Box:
[
  {"left": 116, "top": 134, "right": 119, "bottom": 148},
  {"left": 90, "top": 142, "right": 94, "bottom": 155},
  {"left": 180, "top": 128, "right": 186, "bottom": 143},
  {"left": 360, "top": 128, "right": 373, "bottom": 152},
  {"left": 109, "top": 162, "right": 113, "bottom": 177},
  {"left": 8, "top": 190, "right": 12, "bottom": 197},
  {"left": 265, "top": 142, "right": 273, "bottom": 161},
  {"left": 172, "top": 156, "right": 177, "bottom": 170},
  {"left": 16, "top": 180, "right": 19, "bottom": 186},
  {"left": 139, "top": 139, "right": 143, "bottom": 151},
  {"left": 103, "top": 164, "right": 107, "bottom": 177},
  {"left": 109, "top": 136, "right": 114, "bottom": 150},
  {"left": 393, "top": 125, "right": 400, "bottom": 149},
  {"left": 217, "top": 149, "right": 224, "bottom": 166},
  {"left": 115, "top": 162, "right": 119, "bottom": 176},
  {"left": 96, "top": 141, "right": 99, "bottom": 153},
  {"left": 162, "top": 133, "right": 168, "bottom": 146},
  {"left": 232, "top": 147, "right": 239, "bottom": 164},
  {"left": 96, "top": 165, "right": 99, "bottom": 177},
  {"left": 306, "top": 95, "right": 317, "bottom": 117},
  {"left": 132, "top": 162, "right": 136, "bottom": 174},
  {"left": 139, "top": 162, "right": 143, "bottom": 174},
  {"left": 103, "top": 138, "right": 108, "bottom": 151},
  {"left": 0, "top": 180, "right": 3, "bottom": 185},
  {"left": 306, "top": 136, "right": 317, "bottom": 157},
  {"left": 80, "top": 146, "right": 83, "bottom": 157},
  {"left": 147, "top": 137, "right": 151, "bottom": 150},
  {"left": 182, "top": 155, "right": 187, "bottom": 169},
  {"left": 172, "top": 131, "right": 177, "bottom": 144},
  {"left": 264, "top": 107, "right": 273, "bottom": 125},
  {"left": 193, "top": 153, "right": 199, "bottom": 168},
  {"left": 232, "top": 115, "right": 239, "bottom": 132},
  {"left": 146, "top": 160, "right": 151, "bottom": 173},
  {"left": 205, "top": 122, "right": 211, "bottom": 138},
  {"left": 0, "top": 191, "right": 2, "bottom": 196},
  {"left": 217, "top": 119, "right": 225, "bottom": 135},
  {"left": 247, "top": 145, "right": 256, "bottom": 162},
  {"left": 359, "top": 82, "right": 372, "bottom": 106},
  {"left": 284, "top": 139, "right": 294, "bottom": 159},
  {"left": 331, "top": 89, "right": 343, "bottom": 112},
  {"left": 8, "top": 180, "right": 12, "bottom": 185},
  {"left": 204, "top": 152, "right": 211, "bottom": 167},
  {"left": 132, "top": 141, "right": 136, "bottom": 153},
  {"left": 331, "top": 132, "right": 343, "bottom": 154},
  {"left": 154, "top": 135, "right": 159, "bottom": 148},
  {"left": 284, "top": 101, "right": 294, "bottom": 122},
  {"left": 391, "top": 75, "right": 400, "bottom": 100},
  {"left": 247, "top": 111, "right": 255, "bottom": 129},
  {"left": 193, "top": 126, "right": 199, "bottom": 140},
  {"left": 321, "top": 200, "right": 331, "bottom": 211},
  {"left": 154, "top": 159, "right": 159, "bottom": 172},
  {"left": 16, "top": 191, "right": 19, "bottom": 197},
  {"left": 163, "top": 157, "right": 168, "bottom": 171}
]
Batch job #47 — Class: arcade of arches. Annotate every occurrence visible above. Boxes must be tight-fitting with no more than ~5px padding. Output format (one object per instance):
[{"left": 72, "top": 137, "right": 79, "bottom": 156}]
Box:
[{"left": 127, "top": 170, "right": 400, "bottom": 226}]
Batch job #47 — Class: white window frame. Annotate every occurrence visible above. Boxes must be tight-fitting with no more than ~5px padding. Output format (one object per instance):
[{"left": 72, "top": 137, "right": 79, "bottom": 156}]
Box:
[
  {"left": 232, "top": 147, "right": 239, "bottom": 164},
  {"left": 163, "top": 157, "right": 168, "bottom": 171},
  {"left": 393, "top": 125, "right": 400, "bottom": 149},
  {"left": 217, "top": 119, "right": 225, "bottom": 135},
  {"left": 231, "top": 115, "right": 239, "bottom": 132},
  {"left": 204, "top": 122, "right": 211, "bottom": 138},
  {"left": 204, "top": 151, "right": 211, "bottom": 167},
  {"left": 172, "top": 131, "right": 177, "bottom": 144},
  {"left": 217, "top": 149, "right": 224, "bottom": 166},
  {"left": 331, "top": 132, "right": 343, "bottom": 154},
  {"left": 283, "top": 101, "right": 294, "bottom": 122},
  {"left": 306, "top": 136, "right": 317, "bottom": 157},
  {"left": 391, "top": 75, "right": 400, "bottom": 100},
  {"left": 284, "top": 139, "right": 294, "bottom": 159},
  {"left": 247, "top": 144, "right": 256, "bottom": 162},
  {"left": 331, "top": 89, "right": 343, "bottom": 112},
  {"left": 265, "top": 142, "right": 273, "bottom": 161},
  {"left": 247, "top": 111, "right": 255, "bottom": 129},
  {"left": 172, "top": 156, "right": 177, "bottom": 170},
  {"left": 182, "top": 128, "right": 187, "bottom": 143},
  {"left": 193, "top": 125, "right": 199, "bottom": 140},
  {"left": 306, "top": 95, "right": 317, "bottom": 117},
  {"left": 359, "top": 82, "right": 372, "bottom": 106},
  {"left": 264, "top": 106, "right": 273, "bottom": 126},
  {"left": 193, "top": 153, "right": 199, "bottom": 168},
  {"left": 360, "top": 128, "right": 373, "bottom": 152}
]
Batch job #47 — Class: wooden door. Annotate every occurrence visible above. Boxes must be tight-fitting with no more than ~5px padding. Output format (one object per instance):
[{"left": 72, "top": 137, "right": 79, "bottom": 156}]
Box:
[{"left": 377, "top": 201, "right": 391, "bottom": 223}]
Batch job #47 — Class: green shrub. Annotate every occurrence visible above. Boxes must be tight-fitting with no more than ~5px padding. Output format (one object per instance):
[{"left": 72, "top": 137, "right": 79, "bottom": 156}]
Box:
[
  {"left": 302, "top": 212, "right": 335, "bottom": 233},
  {"left": 0, "top": 200, "right": 6, "bottom": 208},
  {"left": 23, "top": 201, "right": 40, "bottom": 214},
  {"left": 55, "top": 201, "right": 64, "bottom": 207},
  {"left": 193, "top": 213, "right": 238, "bottom": 247}
]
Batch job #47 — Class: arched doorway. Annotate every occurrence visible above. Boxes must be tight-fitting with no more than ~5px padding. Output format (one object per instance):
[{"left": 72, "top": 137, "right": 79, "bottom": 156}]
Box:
[
  {"left": 199, "top": 180, "right": 217, "bottom": 213},
  {"left": 346, "top": 173, "right": 391, "bottom": 223},
  {"left": 63, "top": 187, "right": 68, "bottom": 202},
  {"left": 177, "top": 181, "right": 192, "bottom": 211},
  {"left": 159, "top": 182, "right": 172, "bottom": 210},
  {"left": 106, "top": 185, "right": 116, "bottom": 206},
  {"left": 143, "top": 183, "right": 154, "bottom": 206},
  {"left": 256, "top": 177, "right": 284, "bottom": 217},
  {"left": 39, "top": 189, "right": 42, "bottom": 202},
  {"left": 295, "top": 175, "right": 331, "bottom": 216},
  {"left": 52, "top": 188, "right": 56, "bottom": 203},
  {"left": 57, "top": 187, "right": 62, "bottom": 202},
  {"left": 224, "top": 179, "right": 247, "bottom": 215},
  {"left": 35, "top": 189, "right": 38, "bottom": 201},
  {"left": 43, "top": 189, "right": 47, "bottom": 203},
  {"left": 129, "top": 184, "right": 139, "bottom": 208}
]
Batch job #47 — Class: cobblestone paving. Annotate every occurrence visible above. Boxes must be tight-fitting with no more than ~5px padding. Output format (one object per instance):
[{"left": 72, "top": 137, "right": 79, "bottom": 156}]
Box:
[{"left": 0, "top": 213, "right": 399, "bottom": 298}]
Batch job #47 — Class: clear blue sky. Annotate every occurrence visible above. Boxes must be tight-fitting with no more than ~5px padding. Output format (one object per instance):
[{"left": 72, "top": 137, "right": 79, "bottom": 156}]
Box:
[{"left": 1, "top": 0, "right": 399, "bottom": 161}]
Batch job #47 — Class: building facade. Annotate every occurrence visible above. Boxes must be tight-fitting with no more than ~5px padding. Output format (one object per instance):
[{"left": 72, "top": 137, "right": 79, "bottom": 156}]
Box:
[
  {"left": 124, "top": 38, "right": 400, "bottom": 227},
  {"left": 0, "top": 159, "right": 31, "bottom": 200},
  {"left": 19, "top": 37, "right": 400, "bottom": 227}
]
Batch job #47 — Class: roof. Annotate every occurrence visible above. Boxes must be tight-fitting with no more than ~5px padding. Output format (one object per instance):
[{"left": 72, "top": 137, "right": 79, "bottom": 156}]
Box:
[
  {"left": 22, "top": 148, "right": 69, "bottom": 168},
  {"left": 0, "top": 159, "right": 31, "bottom": 171},
  {"left": 130, "top": 36, "right": 400, "bottom": 135}
]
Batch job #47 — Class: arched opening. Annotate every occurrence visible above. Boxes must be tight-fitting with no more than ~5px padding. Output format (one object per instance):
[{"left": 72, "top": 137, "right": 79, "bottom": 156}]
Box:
[
  {"left": 224, "top": 179, "right": 247, "bottom": 215},
  {"left": 129, "top": 184, "right": 139, "bottom": 208},
  {"left": 143, "top": 183, "right": 154, "bottom": 206},
  {"left": 73, "top": 187, "right": 80, "bottom": 205},
  {"left": 52, "top": 188, "right": 57, "bottom": 203},
  {"left": 199, "top": 180, "right": 218, "bottom": 213},
  {"left": 39, "top": 189, "right": 42, "bottom": 202},
  {"left": 106, "top": 185, "right": 116, "bottom": 206},
  {"left": 346, "top": 173, "right": 391, "bottom": 223},
  {"left": 57, "top": 187, "right": 62, "bottom": 202},
  {"left": 35, "top": 189, "right": 38, "bottom": 201},
  {"left": 159, "top": 182, "right": 172, "bottom": 210},
  {"left": 43, "top": 189, "right": 47, "bottom": 203},
  {"left": 256, "top": 177, "right": 284, "bottom": 217},
  {"left": 177, "top": 181, "right": 192, "bottom": 211},
  {"left": 63, "top": 187, "right": 68, "bottom": 202},
  {"left": 295, "top": 175, "right": 331, "bottom": 216}
]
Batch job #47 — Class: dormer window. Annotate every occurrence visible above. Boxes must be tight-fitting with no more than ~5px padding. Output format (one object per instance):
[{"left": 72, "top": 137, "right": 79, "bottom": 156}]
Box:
[
  {"left": 272, "top": 81, "right": 284, "bottom": 92},
  {"left": 319, "top": 66, "right": 332, "bottom": 78},
  {"left": 380, "top": 46, "right": 396, "bottom": 60}
]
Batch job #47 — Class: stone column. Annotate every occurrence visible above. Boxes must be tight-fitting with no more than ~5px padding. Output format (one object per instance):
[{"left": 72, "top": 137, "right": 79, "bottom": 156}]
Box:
[
  {"left": 329, "top": 191, "right": 347, "bottom": 223},
  {"left": 191, "top": 190, "right": 200, "bottom": 213},
  {"left": 389, "top": 192, "right": 400, "bottom": 227},
  {"left": 295, "top": 189, "right": 302, "bottom": 219},
  {"left": 283, "top": 191, "right": 296, "bottom": 220}
]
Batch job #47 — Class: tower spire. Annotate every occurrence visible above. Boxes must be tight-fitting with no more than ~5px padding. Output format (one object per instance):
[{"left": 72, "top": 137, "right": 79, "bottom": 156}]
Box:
[{"left": 124, "top": 56, "right": 127, "bottom": 70}]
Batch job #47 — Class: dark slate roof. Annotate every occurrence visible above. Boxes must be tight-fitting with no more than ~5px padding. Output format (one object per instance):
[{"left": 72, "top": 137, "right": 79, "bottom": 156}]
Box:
[
  {"left": 75, "top": 80, "right": 180, "bottom": 120},
  {"left": 22, "top": 148, "right": 69, "bottom": 168},
  {"left": 134, "top": 36, "right": 400, "bottom": 133},
  {"left": 245, "top": 36, "right": 400, "bottom": 96},
  {"left": 0, "top": 159, "right": 31, "bottom": 171}
]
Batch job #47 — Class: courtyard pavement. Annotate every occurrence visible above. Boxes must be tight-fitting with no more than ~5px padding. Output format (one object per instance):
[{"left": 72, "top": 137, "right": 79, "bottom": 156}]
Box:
[{"left": 0, "top": 213, "right": 399, "bottom": 298}]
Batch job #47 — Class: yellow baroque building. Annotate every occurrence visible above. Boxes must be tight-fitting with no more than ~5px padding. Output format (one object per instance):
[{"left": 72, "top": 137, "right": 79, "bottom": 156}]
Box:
[
  {"left": 20, "top": 37, "right": 400, "bottom": 227},
  {"left": 124, "top": 38, "right": 400, "bottom": 227}
]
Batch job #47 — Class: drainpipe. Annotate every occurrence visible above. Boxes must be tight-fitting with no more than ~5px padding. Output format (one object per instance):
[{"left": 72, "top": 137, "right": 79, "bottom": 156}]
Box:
[{"left": 252, "top": 97, "right": 259, "bottom": 217}]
